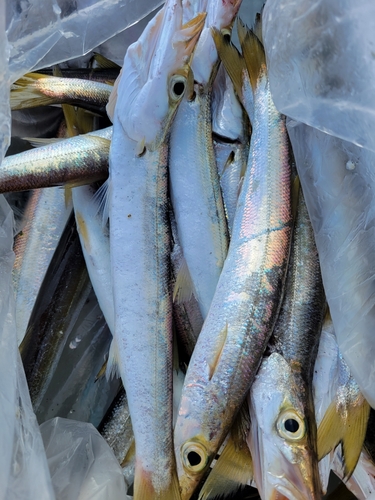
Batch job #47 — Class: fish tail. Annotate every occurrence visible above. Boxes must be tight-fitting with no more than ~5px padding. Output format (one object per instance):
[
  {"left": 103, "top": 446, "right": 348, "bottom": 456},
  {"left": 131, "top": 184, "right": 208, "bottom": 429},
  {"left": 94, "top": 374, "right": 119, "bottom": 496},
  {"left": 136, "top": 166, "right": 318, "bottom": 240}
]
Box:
[
  {"left": 134, "top": 466, "right": 182, "bottom": 500},
  {"left": 198, "top": 435, "right": 252, "bottom": 500},
  {"left": 317, "top": 395, "right": 370, "bottom": 478},
  {"left": 211, "top": 27, "right": 246, "bottom": 100},
  {"left": 237, "top": 18, "right": 266, "bottom": 91},
  {"left": 11, "top": 73, "right": 56, "bottom": 110}
]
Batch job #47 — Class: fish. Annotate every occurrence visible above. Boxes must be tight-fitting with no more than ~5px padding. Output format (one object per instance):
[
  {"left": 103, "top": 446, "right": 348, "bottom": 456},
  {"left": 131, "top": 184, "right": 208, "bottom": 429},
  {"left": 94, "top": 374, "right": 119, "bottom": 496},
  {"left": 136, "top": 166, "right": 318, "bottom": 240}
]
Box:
[
  {"left": 13, "top": 187, "right": 72, "bottom": 344},
  {"left": 248, "top": 191, "right": 326, "bottom": 500},
  {"left": 11, "top": 73, "right": 112, "bottom": 115},
  {"left": 20, "top": 215, "right": 92, "bottom": 414},
  {"left": 109, "top": 1, "right": 205, "bottom": 498},
  {"left": 0, "top": 127, "right": 112, "bottom": 193},
  {"left": 317, "top": 338, "right": 370, "bottom": 479},
  {"left": 174, "top": 23, "right": 292, "bottom": 500},
  {"left": 169, "top": 0, "right": 243, "bottom": 320}
]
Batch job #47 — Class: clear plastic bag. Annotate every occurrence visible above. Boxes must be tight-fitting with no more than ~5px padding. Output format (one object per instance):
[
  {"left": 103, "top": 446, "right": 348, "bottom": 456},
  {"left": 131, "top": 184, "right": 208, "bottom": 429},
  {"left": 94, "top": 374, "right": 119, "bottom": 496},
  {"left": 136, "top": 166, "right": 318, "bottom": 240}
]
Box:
[
  {"left": 263, "top": 0, "right": 375, "bottom": 153},
  {"left": 40, "top": 417, "right": 130, "bottom": 500}
]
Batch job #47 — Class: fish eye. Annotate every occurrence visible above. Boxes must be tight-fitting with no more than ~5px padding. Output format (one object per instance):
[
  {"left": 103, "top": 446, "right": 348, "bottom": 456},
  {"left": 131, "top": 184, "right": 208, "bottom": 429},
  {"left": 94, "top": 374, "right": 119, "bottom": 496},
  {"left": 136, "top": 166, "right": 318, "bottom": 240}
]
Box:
[
  {"left": 277, "top": 410, "right": 305, "bottom": 441},
  {"left": 221, "top": 28, "right": 231, "bottom": 42},
  {"left": 169, "top": 75, "right": 187, "bottom": 101},
  {"left": 181, "top": 441, "right": 209, "bottom": 473}
]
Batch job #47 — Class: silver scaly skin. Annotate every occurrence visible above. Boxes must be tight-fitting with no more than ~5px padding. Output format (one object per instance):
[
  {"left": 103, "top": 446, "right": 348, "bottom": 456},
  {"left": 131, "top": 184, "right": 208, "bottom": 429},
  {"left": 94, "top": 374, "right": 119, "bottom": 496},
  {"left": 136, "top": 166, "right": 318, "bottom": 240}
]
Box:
[
  {"left": 174, "top": 28, "right": 292, "bottom": 500},
  {"left": 249, "top": 193, "right": 326, "bottom": 500}
]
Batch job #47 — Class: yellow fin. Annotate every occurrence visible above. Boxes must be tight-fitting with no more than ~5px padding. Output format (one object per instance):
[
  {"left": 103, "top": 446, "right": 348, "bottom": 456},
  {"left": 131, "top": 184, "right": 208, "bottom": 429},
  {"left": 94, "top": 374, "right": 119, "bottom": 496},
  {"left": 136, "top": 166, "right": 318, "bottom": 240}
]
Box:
[
  {"left": 121, "top": 439, "right": 135, "bottom": 468},
  {"left": 199, "top": 434, "right": 252, "bottom": 500},
  {"left": 208, "top": 323, "right": 228, "bottom": 381},
  {"left": 75, "top": 212, "right": 91, "bottom": 253},
  {"left": 106, "top": 337, "right": 121, "bottom": 381},
  {"left": 291, "top": 175, "right": 301, "bottom": 222},
  {"left": 133, "top": 467, "right": 181, "bottom": 500},
  {"left": 92, "top": 52, "right": 121, "bottom": 69},
  {"left": 64, "top": 187, "right": 72, "bottom": 208},
  {"left": 106, "top": 67, "right": 122, "bottom": 122},
  {"left": 211, "top": 28, "right": 246, "bottom": 101},
  {"left": 237, "top": 18, "right": 266, "bottom": 91},
  {"left": 173, "top": 256, "right": 195, "bottom": 304},
  {"left": 11, "top": 73, "right": 55, "bottom": 109},
  {"left": 95, "top": 357, "right": 107, "bottom": 382},
  {"left": 222, "top": 150, "right": 235, "bottom": 175},
  {"left": 317, "top": 395, "right": 370, "bottom": 478}
]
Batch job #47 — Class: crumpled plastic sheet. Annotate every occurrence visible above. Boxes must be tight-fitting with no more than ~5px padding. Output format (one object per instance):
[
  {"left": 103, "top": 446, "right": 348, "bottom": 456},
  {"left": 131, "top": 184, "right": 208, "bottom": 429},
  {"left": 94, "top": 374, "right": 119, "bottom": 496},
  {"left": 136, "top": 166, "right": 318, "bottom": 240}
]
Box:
[
  {"left": 40, "top": 418, "right": 130, "bottom": 500},
  {"left": 0, "top": 0, "right": 163, "bottom": 172},
  {"left": 263, "top": 0, "right": 375, "bottom": 154},
  {"left": 0, "top": 194, "right": 55, "bottom": 500},
  {"left": 288, "top": 119, "right": 375, "bottom": 409}
]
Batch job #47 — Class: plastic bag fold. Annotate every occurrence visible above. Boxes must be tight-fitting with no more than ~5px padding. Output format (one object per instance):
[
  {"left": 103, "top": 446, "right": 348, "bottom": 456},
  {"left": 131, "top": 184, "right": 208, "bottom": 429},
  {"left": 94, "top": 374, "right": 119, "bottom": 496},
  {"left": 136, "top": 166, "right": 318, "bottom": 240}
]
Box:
[
  {"left": 288, "top": 119, "right": 375, "bottom": 409},
  {"left": 40, "top": 417, "right": 130, "bottom": 500},
  {"left": 263, "top": 0, "right": 375, "bottom": 153},
  {"left": 0, "top": 195, "right": 55, "bottom": 500}
]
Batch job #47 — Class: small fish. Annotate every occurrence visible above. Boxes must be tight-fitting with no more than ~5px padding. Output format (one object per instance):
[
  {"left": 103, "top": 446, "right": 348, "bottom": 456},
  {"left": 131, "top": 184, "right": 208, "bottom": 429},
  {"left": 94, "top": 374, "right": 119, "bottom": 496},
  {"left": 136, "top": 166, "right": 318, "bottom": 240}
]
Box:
[
  {"left": 109, "top": 2, "right": 205, "bottom": 499},
  {"left": 175, "top": 23, "right": 292, "bottom": 500},
  {"left": 248, "top": 192, "right": 326, "bottom": 500},
  {"left": 20, "top": 215, "right": 92, "bottom": 413},
  {"left": 13, "top": 187, "right": 72, "bottom": 344},
  {"left": 11, "top": 73, "right": 112, "bottom": 115},
  {"left": 0, "top": 127, "right": 111, "bottom": 193}
]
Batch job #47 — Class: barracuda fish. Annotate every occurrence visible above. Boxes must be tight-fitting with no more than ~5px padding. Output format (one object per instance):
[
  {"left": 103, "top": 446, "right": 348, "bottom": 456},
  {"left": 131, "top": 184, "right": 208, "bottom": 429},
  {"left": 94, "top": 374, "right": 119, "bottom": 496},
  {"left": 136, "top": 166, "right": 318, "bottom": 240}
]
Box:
[
  {"left": 13, "top": 187, "right": 72, "bottom": 344},
  {"left": 248, "top": 192, "right": 326, "bottom": 500},
  {"left": 11, "top": 73, "right": 112, "bottom": 115},
  {"left": 0, "top": 127, "right": 111, "bottom": 193},
  {"left": 109, "top": 2, "right": 205, "bottom": 498},
  {"left": 169, "top": 0, "right": 243, "bottom": 320},
  {"left": 20, "top": 215, "right": 92, "bottom": 413},
  {"left": 174, "top": 24, "right": 292, "bottom": 500}
]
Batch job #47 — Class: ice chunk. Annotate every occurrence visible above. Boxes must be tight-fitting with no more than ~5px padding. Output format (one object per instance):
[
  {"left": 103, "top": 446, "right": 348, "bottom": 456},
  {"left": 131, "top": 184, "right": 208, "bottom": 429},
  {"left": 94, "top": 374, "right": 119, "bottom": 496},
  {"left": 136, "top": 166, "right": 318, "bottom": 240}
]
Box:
[
  {"left": 0, "top": 195, "right": 54, "bottom": 500},
  {"left": 288, "top": 119, "right": 375, "bottom": 408},
  {"left": 263, "top": 0, "right": 375, "bottom": 153},
  {"left": 40, "top": 417, "right": 130, "bottom": 500}
]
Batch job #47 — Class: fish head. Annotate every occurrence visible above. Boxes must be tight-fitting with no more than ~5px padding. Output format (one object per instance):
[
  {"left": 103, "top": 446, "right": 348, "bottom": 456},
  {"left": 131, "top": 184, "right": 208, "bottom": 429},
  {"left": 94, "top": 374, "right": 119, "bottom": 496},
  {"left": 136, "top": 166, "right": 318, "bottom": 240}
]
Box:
[
  {"left": 248, "top": 353, "right": 321, "bottom": 500},
  {"left": 174, "top": 385, "right": 222, "bottom": 499},
  {"left": 115, "top": 0, "right": 206, "bottom": 151}
]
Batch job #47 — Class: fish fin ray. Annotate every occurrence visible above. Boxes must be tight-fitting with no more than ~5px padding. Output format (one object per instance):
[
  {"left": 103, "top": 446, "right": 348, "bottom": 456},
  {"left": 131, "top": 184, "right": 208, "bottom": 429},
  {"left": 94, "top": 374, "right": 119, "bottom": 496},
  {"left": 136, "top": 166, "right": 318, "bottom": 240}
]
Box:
[
  {"left": 93, "top": 178, "right": 111, "bottom": 229},
  {"left": 11, "top": 73, "right": 55, "bottom": 109},
  {"left": 211, "top": 27, "right": 245, "bottom": 101},
  {"left": 237, "top": 19, "right": 266, "bottom": 91},
  {"left": 173, "top": 256, "right": 195, "bottom": 304},
  {"left": 106, "top": 337, "right": 121, "bottom": 381},
  {"left": 208, "top": 323, "right": 228, "bottom": 381},
  {"left": 199, "top": 435, "right": 252, "bottom": 500},
  {"left": 106, "top": 67, "right": 122, "bottom": 122},
  {"left": 134, "top": 466, "right": 181, "bottom": 500},
  {"left": 92, "top": 52, "right": 121, "bottom": 69},
  {"left": 317, "top": 396, "right": 370, "bottom": 479}
]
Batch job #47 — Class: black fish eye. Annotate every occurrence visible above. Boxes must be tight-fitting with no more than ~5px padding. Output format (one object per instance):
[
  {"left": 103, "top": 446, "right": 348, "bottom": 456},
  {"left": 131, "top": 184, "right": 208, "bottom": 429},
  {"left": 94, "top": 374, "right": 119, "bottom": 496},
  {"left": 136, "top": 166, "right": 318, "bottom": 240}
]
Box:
[
  {"left": 173, "top": 81, "right": 185, "bottom": 97},
  {"left": 284, "top": 418, "right": 299, "bottom": 433},
  {"left": 187, "top": 450, "right": 201, "bottom": 467}
]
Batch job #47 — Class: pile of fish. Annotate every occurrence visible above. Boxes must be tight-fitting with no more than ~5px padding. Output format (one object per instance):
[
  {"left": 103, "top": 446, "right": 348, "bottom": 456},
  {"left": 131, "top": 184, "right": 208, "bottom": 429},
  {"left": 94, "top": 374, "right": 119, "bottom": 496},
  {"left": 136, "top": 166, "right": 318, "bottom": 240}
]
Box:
[{"left": 2, "top": 0, "right": 375, "bottom": 498}]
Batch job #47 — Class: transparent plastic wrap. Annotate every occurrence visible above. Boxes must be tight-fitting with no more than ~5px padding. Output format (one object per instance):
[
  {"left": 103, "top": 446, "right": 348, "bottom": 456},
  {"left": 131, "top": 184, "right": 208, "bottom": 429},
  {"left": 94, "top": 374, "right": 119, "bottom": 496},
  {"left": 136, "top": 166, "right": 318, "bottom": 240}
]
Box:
[
  {"left": 0, "top": 195, "right": 54, "bottom": 500},
  {"left": 288, "top": 119, "right": 375, "bottom": 408},
  {"left": 40, "top": 418, "right": 130, "bottom": 500},
  {"left": 263, "top": 0, "right": 375, "bottom": 153},
  {"left": 6, "top": 0, "right": 163, "bottom": 81}
]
